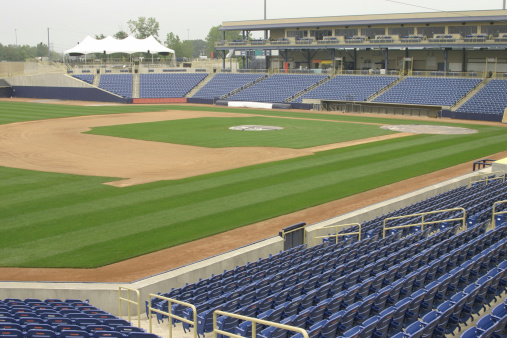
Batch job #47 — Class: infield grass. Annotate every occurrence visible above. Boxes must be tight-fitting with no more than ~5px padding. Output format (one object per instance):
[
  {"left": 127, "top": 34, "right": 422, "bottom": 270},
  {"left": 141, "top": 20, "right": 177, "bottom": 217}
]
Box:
[
  {"left": 0, "top": 102, "right": 506, "bottom": 268},
  {"left": 86, "top": 116, "right": 396, "bottom": 148}
]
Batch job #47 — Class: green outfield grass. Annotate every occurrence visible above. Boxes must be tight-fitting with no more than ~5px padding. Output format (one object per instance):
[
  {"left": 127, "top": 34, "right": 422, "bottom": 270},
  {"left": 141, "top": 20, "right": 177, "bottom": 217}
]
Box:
[{"left": 0, "top": 101, "right": 506, "bottom": 268}]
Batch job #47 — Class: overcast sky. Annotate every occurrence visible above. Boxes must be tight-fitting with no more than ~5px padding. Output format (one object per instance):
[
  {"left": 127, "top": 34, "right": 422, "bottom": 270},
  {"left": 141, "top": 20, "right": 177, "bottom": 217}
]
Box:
[{"left": 1, "top": 0, "right": 505, "bottom": 52}]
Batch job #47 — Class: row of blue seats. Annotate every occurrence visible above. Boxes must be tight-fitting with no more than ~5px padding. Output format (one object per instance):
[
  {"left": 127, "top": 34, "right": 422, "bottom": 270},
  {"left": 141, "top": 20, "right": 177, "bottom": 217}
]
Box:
[
  {"left": 225, "top": 227, "right": 507, "bottom": 338},
  {"left": 460, "top": 297, "right": 507, "bottom": 337},
  {"left": 228, "top": 75, "right": 328, "bottom": 103},
  {"left": 193, "top": 73, "right": 267, "bottom": 99},
  {"left": 72, "top": 75, "right": 94, "bottom": 85},
  {"left": 0, "top": 298, "right": 156, "bottom": 338},
  {"left": 139, "top": 73, "right": 207, "bottom": 98},
  {"left": 0, "top": 329, "right": 154, "bottom": 338},
  {"left": 153, "top": 180, "right": 507, "bottom": 337},
  {"left": 293, "top": 76, "right": 397, "bottom": 103},
  {"left": 373, "top": 77, "right": 481, "bottom": 106},
  {"left": 194, "top": 225, "right": 499, "bottom": 336},
  {"left": 457, "top": 79, "right": 507, "bottom": 115}
]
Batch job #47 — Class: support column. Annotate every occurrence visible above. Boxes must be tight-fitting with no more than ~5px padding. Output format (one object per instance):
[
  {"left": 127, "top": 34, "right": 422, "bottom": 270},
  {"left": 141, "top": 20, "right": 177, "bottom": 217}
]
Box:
[
  {"left": 384, "top": 48, "right": 389, "bottom": 71},
  {"left": 353, "top": 48, "right": 357, "bottom": 70},
  {"left": 307, "top": 50, "right": 311, "bottom": 70},
  {"left": 444, "top": 48, "right": 448, "bottom": 72},
  {"left": 462, "top": 48, "right": 466, "bottom": 72},
  {"left": 331, "top": 49, "right": 336, "bottom": 72},
  {"left": 222, "top": 50, "right": 226, "bottom": 69}
]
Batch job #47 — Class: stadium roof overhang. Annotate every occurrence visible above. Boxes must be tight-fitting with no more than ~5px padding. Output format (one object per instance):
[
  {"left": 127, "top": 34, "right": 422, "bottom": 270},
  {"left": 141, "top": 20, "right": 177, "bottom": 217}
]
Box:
[
  {"left": 219, "top": 10, "right": 507, "bottom": 31},
  {"left": 64, "top": 35, "right": 174, "bottom": 56}
]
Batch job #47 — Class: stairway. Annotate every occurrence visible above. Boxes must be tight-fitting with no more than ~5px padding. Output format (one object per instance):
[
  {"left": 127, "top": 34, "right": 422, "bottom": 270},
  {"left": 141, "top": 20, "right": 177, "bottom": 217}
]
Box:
[
  {"left": 186, "top": 73, "right": 216, "bottom": 98},
  {"left": 132, "top": 73, "right": 140, "bottom": 99},
  {"left": 93, "top": 74, "right": 100, "bottom": 87},
  {"left": 451, "top": 77, "right": 490, "bottom": 111},
  {"left": 366, "top": 75, "right": 405, "bottom": 102}
]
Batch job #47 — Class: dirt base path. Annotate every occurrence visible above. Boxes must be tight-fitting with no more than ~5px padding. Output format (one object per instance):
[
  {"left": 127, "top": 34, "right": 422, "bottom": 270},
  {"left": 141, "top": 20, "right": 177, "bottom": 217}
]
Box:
[
  {"left": 0, "top": 99, "right": 505, "bottom": 282},
  {"left": 1, "top": 150, "right": 506, "bottom": 282}
]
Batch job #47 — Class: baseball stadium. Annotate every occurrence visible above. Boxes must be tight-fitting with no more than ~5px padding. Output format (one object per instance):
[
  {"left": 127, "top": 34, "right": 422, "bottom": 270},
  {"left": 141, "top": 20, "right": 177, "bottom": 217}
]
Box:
[{"left": 1, "top": 8, "right": 507, "bottom": 338}]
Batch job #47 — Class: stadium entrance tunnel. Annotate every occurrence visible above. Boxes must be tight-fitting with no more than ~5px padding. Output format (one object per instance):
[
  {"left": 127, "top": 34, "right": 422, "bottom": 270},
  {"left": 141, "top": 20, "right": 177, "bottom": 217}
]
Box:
[{"left": 380, "top": 125, "right": 477, "bottom": 134}]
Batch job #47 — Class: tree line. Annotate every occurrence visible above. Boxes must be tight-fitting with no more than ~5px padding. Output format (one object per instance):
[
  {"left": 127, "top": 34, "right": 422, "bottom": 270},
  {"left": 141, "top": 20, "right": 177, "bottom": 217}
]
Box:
[{"left": 0, "top": 16, "right": 243, "bottom": 61}]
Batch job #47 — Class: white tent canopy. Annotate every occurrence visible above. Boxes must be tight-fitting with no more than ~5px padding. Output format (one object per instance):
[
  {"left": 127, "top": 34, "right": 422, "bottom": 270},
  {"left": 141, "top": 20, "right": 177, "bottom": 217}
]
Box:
[{"left": 64, "top": 35, "right": 174, "bottom": 56}]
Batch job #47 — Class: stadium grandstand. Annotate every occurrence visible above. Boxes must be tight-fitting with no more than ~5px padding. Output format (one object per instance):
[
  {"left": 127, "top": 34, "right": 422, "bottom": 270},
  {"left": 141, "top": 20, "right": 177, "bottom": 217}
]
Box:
[{"left": 0, "top": 8, "right": 507, "bottom": 338}]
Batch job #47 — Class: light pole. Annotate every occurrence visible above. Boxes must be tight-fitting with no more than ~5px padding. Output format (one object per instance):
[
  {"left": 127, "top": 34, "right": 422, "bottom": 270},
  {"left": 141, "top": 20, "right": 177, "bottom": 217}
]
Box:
[
  {"left": 15, "top": 29, "right": 17, "bottom": 45},
  {"left": 187, "top": 29, "right": 190, "bottom": 40}
]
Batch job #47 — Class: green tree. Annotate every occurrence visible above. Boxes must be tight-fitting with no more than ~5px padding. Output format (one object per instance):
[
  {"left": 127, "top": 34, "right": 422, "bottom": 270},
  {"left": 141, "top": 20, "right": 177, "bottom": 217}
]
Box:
[
  {"left": 114, "top": 30, "right": 128, "bottom": 40},
  {"left": 180, "top": 40, "right": 194, "bottom": 59},
  {"left": 190, "top": 39, "right": 206, "bottom": 58},
  {"left": 165, "top": 32, "right": 182, "bottom": 57},
  {"left": 95, "top": 34, "right": 106, "bottom": 40},
  {"left": 205, "top": 25, "right": 243, "bottom": 57},
  {"left": 128, "top": 17, "right": 160, "bottom": 39}
]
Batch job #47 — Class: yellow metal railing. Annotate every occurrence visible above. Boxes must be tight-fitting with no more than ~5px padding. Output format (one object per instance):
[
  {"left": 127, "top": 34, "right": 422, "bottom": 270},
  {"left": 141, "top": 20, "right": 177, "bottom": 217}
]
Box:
[
  {"left": 212, "top": 310, "right": 309, "bottom": 338},
  {"left": 382, "top": 208, "right": 466, "bottom": 238},
  {"left": 492, "top": 200, "right": 507, "bottom": 228},
  {"left": 147, "top": 294, "right": 197, "bottom": 338},
  {"left": 468, "top": 171, "right": 506, "bottom": 187},
  {"left": 314, "top": 223, "right": 361, "bottom": 246},
  {"left": 118, "top": 286, "right": 140, "bottom": 328}
]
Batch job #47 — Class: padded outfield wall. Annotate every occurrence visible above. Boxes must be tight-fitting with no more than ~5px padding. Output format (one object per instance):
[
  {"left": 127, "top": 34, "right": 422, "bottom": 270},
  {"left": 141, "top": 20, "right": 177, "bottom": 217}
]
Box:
[{"left": 0, "top": 168, "right": 488, "bottom": 314}]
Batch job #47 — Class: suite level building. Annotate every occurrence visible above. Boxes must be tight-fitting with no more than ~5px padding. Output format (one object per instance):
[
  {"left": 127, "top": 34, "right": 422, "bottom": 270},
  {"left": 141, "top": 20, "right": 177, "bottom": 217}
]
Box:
[{"left": 216, "top": 10, "right": 507, "bottom": 76}]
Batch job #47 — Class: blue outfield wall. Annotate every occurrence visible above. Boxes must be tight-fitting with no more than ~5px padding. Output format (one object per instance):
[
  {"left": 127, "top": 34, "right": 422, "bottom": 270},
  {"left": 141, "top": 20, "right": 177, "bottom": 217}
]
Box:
[
  {"left": 12, "top": 86, "right": 132, "bottom": 104},
  {"left": 187, "top": 97, "right": 214, "bottom": 104},
  {"left": 441, "top": 109, "right": 503, "bottom": 122}
]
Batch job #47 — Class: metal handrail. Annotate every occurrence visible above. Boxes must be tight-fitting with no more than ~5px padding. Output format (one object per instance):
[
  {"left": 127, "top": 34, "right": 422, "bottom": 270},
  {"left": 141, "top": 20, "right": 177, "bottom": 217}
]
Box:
[
  {"left": 118, "top": 286, "right": 140, "bottom": 328},
  {"left": 147, "top": 294, "right": 197, "bottom": 338},
  {"left": 492, "top": 200, "right": 507, "bottom": 228},
  {"left": 382, "top": 207, "right": 466, "bottom": 238},
  {"left": 468, "top": 171, "right": 506, "bottom": 187},
  {"left": 212, "top": 310, "right": 309, "bottom": 338},
  {"left": 314, "top": 223, "right": 361, "bottom": 245}
]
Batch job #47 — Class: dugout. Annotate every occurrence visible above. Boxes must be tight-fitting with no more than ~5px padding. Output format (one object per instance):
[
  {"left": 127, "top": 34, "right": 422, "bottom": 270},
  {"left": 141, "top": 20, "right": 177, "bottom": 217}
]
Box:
[{"left": 319, "top": 99, "right": 443, "bottom": 118}]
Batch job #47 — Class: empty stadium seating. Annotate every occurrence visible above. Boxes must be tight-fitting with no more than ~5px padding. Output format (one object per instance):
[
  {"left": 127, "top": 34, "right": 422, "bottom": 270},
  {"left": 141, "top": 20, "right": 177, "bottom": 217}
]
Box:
[
  {"left": 456, "top": 79, "right": 507, "bottom": 116},
  {"left": 292, "top": 75, "right": 398, "bottom": 103},
  {"left": 227, "top": 74, "right": 328, "bottom": 103},
  {"left": 192, "top": 73, "right": 267, "bottom": 99},
  {"left": 72, "top": 75, "right": 94, "bottom": 85},
  {"left": 147, "top": 175, "right": 507, "bottom": 338},
  {"left": 98, "top": 74, "right": 133, "bottom": 98},
  {"left": 373, "top": 77, "right": 481, "bottom": 106},
  {"left": 0, "top": 299, "right": 157, "bottom": 338},
  {"left": 139, "top": 73, "right": 208, "bottom": 98}
]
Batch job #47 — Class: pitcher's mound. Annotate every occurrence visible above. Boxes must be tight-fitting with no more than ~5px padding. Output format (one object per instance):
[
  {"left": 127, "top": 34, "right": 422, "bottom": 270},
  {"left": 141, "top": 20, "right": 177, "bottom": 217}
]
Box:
[{"left": 381, "top": 124, "right": 477, "bottom": 134}]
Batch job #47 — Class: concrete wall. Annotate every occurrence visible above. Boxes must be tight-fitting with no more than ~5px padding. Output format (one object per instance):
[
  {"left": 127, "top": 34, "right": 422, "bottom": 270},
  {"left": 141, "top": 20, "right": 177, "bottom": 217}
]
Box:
[
  {"left": 8, "top": 73, "right": 92, "bottom": 88},
  {"left": 0, "top": 167, "right": 496, "bottom": 314},
  {"left": 0, "top": 237, "right": 283, "bottom": 314}
]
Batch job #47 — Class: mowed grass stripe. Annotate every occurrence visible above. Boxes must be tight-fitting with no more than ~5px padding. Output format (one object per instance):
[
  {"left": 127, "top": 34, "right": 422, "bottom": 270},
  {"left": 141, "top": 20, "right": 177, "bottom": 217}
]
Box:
[
  {"left": 1, "top": 129, "right": 505, "bottom": 267},
  {"left": 9, "top": 132, "right": 501, "bottom": 267},
  {"left": 0, "top": 102, "right": 505, "bottom": 267}
]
